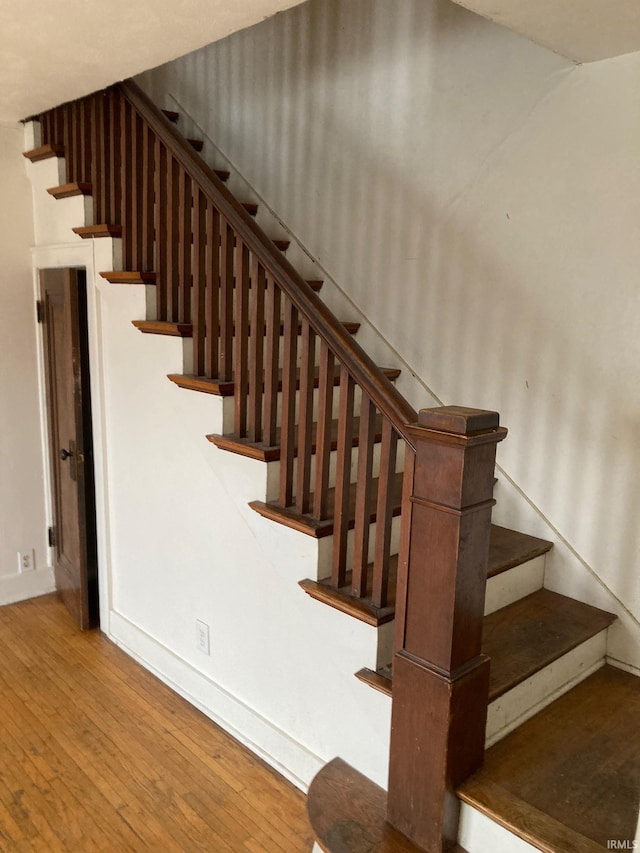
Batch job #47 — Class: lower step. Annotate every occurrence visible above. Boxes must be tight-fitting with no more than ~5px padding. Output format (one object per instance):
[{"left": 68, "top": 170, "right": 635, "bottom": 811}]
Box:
[
  {"left": 356, "top": 589, "right": 615, "bottom": 736},
  {"left": 458, "top": 664, "right": 639, "bottom": 852},
  {"left": 308, "top": 758, "right": 466, "bottom": 853}
]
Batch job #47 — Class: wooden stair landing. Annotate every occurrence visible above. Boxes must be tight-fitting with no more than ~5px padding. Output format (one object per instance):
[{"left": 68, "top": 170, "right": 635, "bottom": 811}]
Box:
[
  {"left": 356, "top": 589, "right": 615, "bottom": 697},
  {"left": 458, "top": 664, "right": 640, "bottom": 851}
]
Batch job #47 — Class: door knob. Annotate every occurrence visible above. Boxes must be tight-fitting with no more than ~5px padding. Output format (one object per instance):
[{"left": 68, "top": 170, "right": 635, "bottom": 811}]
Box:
[{"left": 60, "top": 448, "right": 73, "bottom": 461}]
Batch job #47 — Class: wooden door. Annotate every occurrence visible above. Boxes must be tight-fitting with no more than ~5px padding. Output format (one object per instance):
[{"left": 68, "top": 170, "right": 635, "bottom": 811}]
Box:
[{"left": 40, "top": 268, "right": 98, "bottom": 629}]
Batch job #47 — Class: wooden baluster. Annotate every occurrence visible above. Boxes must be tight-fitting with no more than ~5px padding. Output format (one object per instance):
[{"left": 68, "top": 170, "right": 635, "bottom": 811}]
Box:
[
  {"left": 96, "top": 94, "right": 107, "bottom": 226},
  {"left": 119, "top": 98, "right": 132, "bottom": 270},
  {"left": 90, "top": 95, "right": 102, "bottom": 225},
  {"left": 219, "top": 219, "right": 234, "bottom": 382},
  {"left": 79, "top": 98, "right": 91, "bottom": 184},
  {"left": 166, "top": 155, "right": 180, "bottom": 321},
  {"left": 205, "top": 205, "right": 220, "bottom": 378},
  {"left": 312, "top": 342, "right": 335, "bottom": 521},
  {"left": 248, "top": 258, "right": 266, "bottom": 442},
  {"left": 371, "top": 419, "right": 398, "bottom": 608},
  {"left": 192, "top": 188, "right": 206, "bottom": 377},
  {"left": 41, "top": 112, "right": 50, "bottom": 145},
  {"left": 108, "top": 90, "right": 122, "bottom": 226},
  {"left": 296, "top": 320, "right": 315, "bottom": 514},
  {"left": 178, "top": 166, "right": 192, "bottom": 322},
  {"left": 331, "top": 368, "right": 355, "bottom": 588},
  {"left": 140, "top": 123, "right": 155, "bottom": 271},
  {"left": 351, "top": 393, "right": 377, "bottom": 598},
  {"left": 55, "top": 106, "right": 64, "bottom": 148},
  {"left": 62, "top": 104, "right": 72, "bottom": 186},
  {"left": 129, "top": 107, "right": 141, "bottom": 270},
  {"left": 387, "top": 407, "right": 507, "bottom": 851},
  {"left": 74, "top": 99, "right": 83, "bottom": 182},
  {"left": 279, "top": 298, "right": 298, "bottom": 507},
  {"left": 262, "top": 276, "right": 281, "bottom": 447},
  {"left": 153, "top": 139, "right": 168, "bottom": 320},
  {"left": 234, "top": 240, "right": 250, "bottom": 436}
]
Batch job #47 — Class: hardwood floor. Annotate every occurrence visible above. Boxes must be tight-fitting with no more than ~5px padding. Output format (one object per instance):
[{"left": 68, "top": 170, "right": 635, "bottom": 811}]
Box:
[{"left": 0, "top": 594, "right": 314, "bottom": 852}]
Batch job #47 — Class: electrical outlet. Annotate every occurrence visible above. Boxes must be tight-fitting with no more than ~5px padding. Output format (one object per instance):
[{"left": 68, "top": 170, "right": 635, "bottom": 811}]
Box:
[
  {"left": 196, "top": 619, "right": 210, "bottom": 655},
  {"left": 18, "top": 550, "right": 35, "bottom": 573}
]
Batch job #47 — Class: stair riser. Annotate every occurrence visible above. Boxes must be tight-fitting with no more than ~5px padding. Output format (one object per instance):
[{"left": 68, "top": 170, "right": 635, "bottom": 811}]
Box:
[
  {"left": 484, "top": 555, "right": 545, "bottom": 616},
  {"left": 486, "top": 631, "right": 608, "bottom": 747},
  {"left": 316, "top": 513, "right": 402, "bottom": 580},
  {"left": 264, "top": 441, "right": 406, "bottom": 502},
  {"left": 458, "top": 804, "right": 540, "bottom": 853}
]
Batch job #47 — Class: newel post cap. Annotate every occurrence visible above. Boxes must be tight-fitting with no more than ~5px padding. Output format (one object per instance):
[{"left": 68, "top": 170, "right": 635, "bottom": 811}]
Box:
[
  {"left": 406, "top": 406, "right": 508, "bottom": 445},
  {"left": 419, "top": 406, "right": 501, "bottom": 434}
]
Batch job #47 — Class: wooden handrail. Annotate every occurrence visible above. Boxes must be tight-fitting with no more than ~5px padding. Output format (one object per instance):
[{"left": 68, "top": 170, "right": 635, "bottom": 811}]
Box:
[{"left": 118, "top": 79, "right": 418, "bottom": 450}]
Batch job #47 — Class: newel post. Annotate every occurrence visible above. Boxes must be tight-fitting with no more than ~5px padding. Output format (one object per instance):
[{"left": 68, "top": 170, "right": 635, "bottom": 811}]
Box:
[{"left": 387, "top": 406, "right": 507, "bottom": 851}]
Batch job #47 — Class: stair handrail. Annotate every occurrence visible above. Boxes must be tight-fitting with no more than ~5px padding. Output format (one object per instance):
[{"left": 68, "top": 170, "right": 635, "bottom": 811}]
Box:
[{"left": 118, "top": 79, "right": 418, "bottom": 450}]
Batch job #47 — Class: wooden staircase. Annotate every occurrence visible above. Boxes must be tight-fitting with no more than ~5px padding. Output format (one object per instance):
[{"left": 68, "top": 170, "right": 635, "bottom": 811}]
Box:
[{"left": 24, "top": 82, "right": 629, "bottom": 852}]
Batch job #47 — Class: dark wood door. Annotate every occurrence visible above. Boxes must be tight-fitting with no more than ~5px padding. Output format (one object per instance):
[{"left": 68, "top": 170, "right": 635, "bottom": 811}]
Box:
[{"left": 40, "top": 268, "right": 98, "bottom": 629}]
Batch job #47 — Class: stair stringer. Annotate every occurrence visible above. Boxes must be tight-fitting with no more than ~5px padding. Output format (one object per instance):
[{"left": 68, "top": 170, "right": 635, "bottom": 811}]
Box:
[{"left": 26, "top": 138, "right": 395, "bottom": 792}]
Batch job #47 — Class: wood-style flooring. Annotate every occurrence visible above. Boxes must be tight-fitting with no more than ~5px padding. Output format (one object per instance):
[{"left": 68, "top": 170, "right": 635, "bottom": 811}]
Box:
[{"left": 0, "top": 594, "right": 314, "bottom": 852}]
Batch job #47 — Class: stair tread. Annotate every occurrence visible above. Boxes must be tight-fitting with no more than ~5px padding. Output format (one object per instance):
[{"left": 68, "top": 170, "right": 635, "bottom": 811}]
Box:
[
  {"left": 138, "top": 319, "right": 358, "bottom": 340},
  {"left": 251, "top": 471, "right": 404, "bottom": 539},
  {"left": 47, "top": 182, "right": 92, "bottom": 199},
  {"left": 300, "top": 557, "right": 398, "bottom": 626},
  {"left": 487, "top": 524, "right": 552, "bottom": 577},
  {"left": 301, "top": 525, "right": 551, "bottom": 626},
  {"left": 169, "top": 365, "right": 401, "bottom": 397},
  {"left": 23, "top": 143, "right": 64, "bottom": 162},
  {"left": 483, "top": 588, "right": 615, "bottom": 700},
  {"left": 75, "top": 225, "right": 123, "bottom": 238},
  {"left": 132, "top": 320, "right": 192, "bottom": 338},
  {"left": 162, "top": 109, "right": 179, "bottom": 123},
  {"left": 356, "top": 589, "right": 616, "bottom": 699},
  {"left": 97, "top": 267, "right": 321, "bottom": 292},
  {"left": 209, "top": 413, "right": 382, "bottom": 462},
  {"left": 100, "top": 270, "right": 155, "bottom": 284},
  {"left": 458, "top": 664, "right": 640, "bottom": 851}
]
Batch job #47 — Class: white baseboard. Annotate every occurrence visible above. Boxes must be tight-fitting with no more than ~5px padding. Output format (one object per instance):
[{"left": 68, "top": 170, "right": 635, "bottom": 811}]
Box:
[
  {"left": 108, "top": 610, "right": 324, "bottom": 792},
  {"left": 607, "top": 656, "right": 640, "bottom": 678},
  {"left": 0, "top": 567, "right": 55, "bottom": 605}
]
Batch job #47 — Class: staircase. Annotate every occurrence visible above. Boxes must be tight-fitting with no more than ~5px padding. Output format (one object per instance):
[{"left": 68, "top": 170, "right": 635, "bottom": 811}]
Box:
[{"left": 23, "top": 82, "right": 635, "bottom": 852}]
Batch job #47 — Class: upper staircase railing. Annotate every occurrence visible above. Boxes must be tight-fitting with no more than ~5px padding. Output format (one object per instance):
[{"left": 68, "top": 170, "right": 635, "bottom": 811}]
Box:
[
  {"left": 33, "top": 81, "right": 506, "bottom": 852},
  {"left": 38, "top": 81, "right": 417, "bottom": 613}
]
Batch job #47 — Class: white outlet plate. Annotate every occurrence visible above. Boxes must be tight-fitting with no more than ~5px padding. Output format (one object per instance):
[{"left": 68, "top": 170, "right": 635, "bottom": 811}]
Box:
[
  {"left": 18, "top": 550, "right": 35, "bottom": 573},
  {"left": 196, "top": 619, "right": 210, "bottom": 655}
]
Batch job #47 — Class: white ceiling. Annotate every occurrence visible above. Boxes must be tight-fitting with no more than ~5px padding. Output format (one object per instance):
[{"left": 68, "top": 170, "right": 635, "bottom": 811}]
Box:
[
  {"left": 0, "top": 0, "right": 306, "bottom": 124},
  {"left": 451, "top": 0, "right": 640, "bottom": 63},
  {"left": 2, "top": 0, "right": 639, "bottom": 124}
]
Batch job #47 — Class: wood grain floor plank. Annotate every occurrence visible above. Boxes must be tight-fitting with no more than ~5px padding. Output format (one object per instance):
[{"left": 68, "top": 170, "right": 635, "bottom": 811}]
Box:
[{"left": 0, "top": 594, "right": 314, "bottom": 851}]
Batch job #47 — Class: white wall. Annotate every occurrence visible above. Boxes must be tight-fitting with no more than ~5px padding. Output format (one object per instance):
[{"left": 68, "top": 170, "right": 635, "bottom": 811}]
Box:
[
  {"left": 136, "top": 0, "right": 640, "bottom": 668},
  {"left": 0, "top": 124, "right": 51, "bottom": 603}
]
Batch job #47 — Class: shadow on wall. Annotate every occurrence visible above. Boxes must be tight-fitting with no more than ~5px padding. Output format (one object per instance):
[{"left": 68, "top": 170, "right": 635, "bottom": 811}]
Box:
[{"left": 137, "top": 0, "right": 640, "bottom": 624}]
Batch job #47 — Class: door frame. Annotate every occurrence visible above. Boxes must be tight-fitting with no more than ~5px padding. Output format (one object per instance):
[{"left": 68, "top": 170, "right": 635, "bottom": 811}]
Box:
[
  {"left": 33, "top": 242, "right": 113, "bottom": 630},
  {"left": 40, "top": 267, "right": 99, "bottom": 628}
]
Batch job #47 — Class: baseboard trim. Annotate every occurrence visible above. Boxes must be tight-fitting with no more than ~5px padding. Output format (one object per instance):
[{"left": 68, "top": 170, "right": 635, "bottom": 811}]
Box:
[
  {"left": 0, "top": 567, "right": 55, "bottom": 605},
  {"left": 607, "top": 655, "right": 640, "bottom": 678},
  {"left": 108, "top": 610, "right": 324, "bottom": 792}
]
